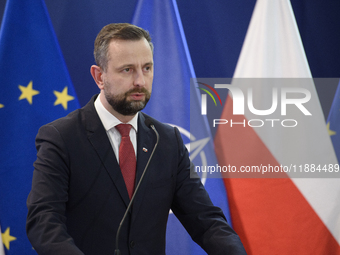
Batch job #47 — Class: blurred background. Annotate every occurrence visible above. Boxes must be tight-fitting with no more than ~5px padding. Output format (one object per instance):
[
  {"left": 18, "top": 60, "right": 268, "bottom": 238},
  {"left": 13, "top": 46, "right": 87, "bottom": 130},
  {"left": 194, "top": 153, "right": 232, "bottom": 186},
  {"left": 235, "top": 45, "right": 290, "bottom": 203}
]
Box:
[
  {"left": 1, "top": 1, "right": 340, "bottom": 254},
  {"left": 1, "top": 0, "right": 339, "bottom": 115}
]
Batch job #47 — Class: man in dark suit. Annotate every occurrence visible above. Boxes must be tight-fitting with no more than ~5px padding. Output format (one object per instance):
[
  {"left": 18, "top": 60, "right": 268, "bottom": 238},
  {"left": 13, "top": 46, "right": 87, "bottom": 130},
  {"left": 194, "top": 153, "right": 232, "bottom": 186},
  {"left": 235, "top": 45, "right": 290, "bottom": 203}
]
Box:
[{"left": 26, "top": 23, "right": 246, "bottom": 255}]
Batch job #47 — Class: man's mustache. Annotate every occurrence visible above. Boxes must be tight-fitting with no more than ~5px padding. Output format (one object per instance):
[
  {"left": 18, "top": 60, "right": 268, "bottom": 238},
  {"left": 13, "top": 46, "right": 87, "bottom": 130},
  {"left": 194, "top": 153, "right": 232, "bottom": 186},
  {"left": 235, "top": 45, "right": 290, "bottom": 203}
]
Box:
[{"left": 125, "top": 87, "right": 150, "bottom": 96}]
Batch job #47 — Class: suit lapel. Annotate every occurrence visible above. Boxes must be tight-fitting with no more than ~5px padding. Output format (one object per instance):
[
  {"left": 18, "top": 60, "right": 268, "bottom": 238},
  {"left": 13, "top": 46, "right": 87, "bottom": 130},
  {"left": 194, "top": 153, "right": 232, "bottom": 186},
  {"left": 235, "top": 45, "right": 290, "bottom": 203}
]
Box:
[
  {"left": 131, "top": 113, "right": 157, "bottom": 222},
  {"left": 82, "top": 95, "right": 130, "bottom": 207}
]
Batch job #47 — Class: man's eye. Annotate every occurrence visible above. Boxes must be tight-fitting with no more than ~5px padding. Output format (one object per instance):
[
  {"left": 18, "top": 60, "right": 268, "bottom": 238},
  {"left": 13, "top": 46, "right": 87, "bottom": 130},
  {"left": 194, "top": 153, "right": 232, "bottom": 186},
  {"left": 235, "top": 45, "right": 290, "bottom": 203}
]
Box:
[{"left": 124, "top": 68, "right": 130, "bottom": 72}]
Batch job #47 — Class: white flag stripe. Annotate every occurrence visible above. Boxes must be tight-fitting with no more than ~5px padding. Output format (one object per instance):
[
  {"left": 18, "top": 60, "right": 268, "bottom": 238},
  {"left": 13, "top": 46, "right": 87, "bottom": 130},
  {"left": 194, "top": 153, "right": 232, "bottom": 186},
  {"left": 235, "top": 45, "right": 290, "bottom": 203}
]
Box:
[
  {"left": 232, "top": 0, "right": 340, "bottom": 244},
  {"left": 234, "top": 0, "right": 311, "bottom": 78}
]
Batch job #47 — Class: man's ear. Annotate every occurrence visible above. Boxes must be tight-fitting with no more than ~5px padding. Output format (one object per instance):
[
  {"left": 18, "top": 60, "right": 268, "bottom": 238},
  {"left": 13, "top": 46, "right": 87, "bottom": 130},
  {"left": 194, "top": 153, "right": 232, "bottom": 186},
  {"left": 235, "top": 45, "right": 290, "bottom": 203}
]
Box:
[{"left": 90, "top": 65, "right": 104, "bottom": 89}]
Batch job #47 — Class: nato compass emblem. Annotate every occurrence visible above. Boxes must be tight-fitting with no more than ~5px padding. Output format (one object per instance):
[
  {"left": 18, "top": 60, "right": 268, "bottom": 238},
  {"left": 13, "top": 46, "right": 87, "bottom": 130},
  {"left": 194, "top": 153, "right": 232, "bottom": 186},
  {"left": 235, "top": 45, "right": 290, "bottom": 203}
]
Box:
[
  {"left": 167, "top": 124, "right": 210, "bottom": 215},
  {"left": 167, "top": 124, "right": 209, "bottom": 185}
]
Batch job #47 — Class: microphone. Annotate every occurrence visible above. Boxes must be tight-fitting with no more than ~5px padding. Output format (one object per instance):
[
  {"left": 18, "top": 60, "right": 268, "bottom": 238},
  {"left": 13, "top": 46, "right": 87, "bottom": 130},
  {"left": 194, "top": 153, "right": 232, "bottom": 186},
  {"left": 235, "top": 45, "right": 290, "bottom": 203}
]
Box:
[{"left": 114, "top": 118, "right": 159, "bottom": 255}]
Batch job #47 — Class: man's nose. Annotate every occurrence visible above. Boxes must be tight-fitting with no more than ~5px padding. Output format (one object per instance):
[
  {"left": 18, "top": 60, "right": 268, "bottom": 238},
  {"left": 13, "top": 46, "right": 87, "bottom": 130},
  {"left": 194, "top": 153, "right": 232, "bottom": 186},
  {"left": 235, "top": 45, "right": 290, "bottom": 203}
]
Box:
[{"left": 133, "top": 69, "right": 145, "bottom": 87}]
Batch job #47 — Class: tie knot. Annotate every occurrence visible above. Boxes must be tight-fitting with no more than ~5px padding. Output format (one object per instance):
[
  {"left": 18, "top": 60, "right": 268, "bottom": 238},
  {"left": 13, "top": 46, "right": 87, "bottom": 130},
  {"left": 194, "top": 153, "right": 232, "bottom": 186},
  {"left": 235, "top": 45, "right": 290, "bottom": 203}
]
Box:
[{"left": 116, "top": 124, "right": 132, "bottom": 137}]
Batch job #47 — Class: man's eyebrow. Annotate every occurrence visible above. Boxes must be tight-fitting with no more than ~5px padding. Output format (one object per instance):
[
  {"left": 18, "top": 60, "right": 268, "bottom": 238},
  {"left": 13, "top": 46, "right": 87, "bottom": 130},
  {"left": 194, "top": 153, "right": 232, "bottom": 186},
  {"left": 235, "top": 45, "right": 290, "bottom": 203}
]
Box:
[
  {"left": 144, "top": 61, "right": 154, "bottom": 66},
  {"left": 116, "top": 64, "right": 134, "bottom": 70},
  {"left": 116, "top": 62, "right": 153, "bottom": 70}
]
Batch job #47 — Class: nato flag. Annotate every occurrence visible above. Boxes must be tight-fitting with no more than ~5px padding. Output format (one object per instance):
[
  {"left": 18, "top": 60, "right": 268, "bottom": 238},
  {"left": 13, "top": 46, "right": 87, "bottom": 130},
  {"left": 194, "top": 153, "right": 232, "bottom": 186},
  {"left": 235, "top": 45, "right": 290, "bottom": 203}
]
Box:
[{"left": 132, "top": 0, "right": 233, "bottom": 254}]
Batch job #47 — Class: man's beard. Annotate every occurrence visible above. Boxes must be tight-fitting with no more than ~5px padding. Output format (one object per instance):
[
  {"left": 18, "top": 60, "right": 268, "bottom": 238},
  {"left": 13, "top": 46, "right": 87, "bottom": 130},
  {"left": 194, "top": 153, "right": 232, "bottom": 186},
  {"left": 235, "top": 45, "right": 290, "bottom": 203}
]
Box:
[{"left": 105, "top": 87, "right": 151, "bottom": 116}]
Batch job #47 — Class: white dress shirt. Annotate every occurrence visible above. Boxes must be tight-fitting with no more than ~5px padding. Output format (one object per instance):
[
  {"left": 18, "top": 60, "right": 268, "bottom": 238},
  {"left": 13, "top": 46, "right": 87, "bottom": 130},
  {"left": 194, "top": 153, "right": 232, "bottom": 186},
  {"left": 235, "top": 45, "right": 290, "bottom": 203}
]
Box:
[{"left": 94, "top": 96, "right": 138, "bottom": 162}]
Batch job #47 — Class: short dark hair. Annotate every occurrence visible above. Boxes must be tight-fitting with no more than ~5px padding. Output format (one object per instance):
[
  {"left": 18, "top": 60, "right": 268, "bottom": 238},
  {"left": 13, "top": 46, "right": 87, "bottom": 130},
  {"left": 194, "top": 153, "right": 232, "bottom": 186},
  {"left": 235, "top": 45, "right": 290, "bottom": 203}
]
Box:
[{"left": 94, "top": 23, "right": 153, "bottom": 71}]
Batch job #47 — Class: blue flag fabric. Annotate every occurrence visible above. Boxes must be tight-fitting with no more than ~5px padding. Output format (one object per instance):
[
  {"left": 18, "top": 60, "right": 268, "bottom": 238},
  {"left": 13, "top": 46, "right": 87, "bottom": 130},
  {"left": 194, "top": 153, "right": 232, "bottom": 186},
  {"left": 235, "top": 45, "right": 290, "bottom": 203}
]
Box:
[
  {"left": 327, "top": 79, "right": 340, "bottom": 162},
  {"left": 132, "top": 0, "right": 232, "bottom": 254},
  {"left": 0, "top": 0, "right": 80, "bottom": 254}
]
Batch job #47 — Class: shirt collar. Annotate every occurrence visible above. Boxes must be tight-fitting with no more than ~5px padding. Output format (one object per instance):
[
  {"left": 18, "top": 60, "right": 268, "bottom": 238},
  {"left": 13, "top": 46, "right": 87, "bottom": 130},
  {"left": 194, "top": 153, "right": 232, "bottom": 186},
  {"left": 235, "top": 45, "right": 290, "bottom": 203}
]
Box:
[{"left": 94, "top": 95, "right": 138, "bottom": 132}]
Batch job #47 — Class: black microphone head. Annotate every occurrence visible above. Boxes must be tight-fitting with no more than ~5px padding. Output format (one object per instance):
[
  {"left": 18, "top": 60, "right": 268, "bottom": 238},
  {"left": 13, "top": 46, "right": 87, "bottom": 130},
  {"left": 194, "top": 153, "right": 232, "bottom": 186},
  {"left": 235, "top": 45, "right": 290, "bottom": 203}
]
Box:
[{"left": 144, "top": 118, "right": 154, "bottom": 128}]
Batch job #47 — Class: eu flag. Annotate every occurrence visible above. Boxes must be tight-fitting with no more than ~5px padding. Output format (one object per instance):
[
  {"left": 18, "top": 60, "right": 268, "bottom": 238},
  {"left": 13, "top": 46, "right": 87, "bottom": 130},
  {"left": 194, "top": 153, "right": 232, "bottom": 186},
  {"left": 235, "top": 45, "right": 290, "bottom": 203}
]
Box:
[
  {"left": 327, "top": 79, "right": 340, "bottom": 162},
  {"left": 132, "top": 0, "right": 232, "bottom": 254},
  {"left": 0, "top": 0, "right": 79, "bottom": 253}
]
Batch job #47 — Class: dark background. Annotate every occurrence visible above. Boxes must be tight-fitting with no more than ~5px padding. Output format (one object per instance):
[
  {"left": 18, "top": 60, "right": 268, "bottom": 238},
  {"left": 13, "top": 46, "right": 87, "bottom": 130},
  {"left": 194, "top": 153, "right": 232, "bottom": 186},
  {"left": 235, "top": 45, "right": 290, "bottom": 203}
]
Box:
[{"left": 1, "top": 0, "right": 339, "bottom": 121}]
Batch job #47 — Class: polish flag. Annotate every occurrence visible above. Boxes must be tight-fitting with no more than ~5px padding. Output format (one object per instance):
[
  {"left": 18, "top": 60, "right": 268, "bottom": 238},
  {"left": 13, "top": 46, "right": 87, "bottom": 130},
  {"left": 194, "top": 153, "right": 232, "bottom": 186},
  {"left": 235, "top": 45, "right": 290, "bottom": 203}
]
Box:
[{"left": 214, "top": 0, "right": 340, "bottom": 254}]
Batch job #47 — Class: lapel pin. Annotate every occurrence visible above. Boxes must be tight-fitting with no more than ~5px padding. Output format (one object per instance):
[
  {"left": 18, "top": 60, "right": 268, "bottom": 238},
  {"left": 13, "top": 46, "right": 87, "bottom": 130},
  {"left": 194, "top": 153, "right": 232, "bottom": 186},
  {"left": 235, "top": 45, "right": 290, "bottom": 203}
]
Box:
[{"left": 143, "top": 147, "right": 148, "bottom": 152}]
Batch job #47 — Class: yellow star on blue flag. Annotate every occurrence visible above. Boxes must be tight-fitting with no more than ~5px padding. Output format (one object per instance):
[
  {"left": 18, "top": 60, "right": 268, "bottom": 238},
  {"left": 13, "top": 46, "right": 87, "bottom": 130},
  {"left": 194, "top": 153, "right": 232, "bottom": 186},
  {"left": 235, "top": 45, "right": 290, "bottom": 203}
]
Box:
[
  {"left": 327, "top": 80, "right": 340, "bottom": 162},
  {"left": 1, "top": 227, "right": 17, "bottom": 250},
  {"left": 54, "top": 86, "right": 75, "bottom": 110},
  {"left": 327, "top": 122, "right": 336, "bottom": 136},
  {"left": 18, "top": 81, "right": 40, "bottom": 104}
]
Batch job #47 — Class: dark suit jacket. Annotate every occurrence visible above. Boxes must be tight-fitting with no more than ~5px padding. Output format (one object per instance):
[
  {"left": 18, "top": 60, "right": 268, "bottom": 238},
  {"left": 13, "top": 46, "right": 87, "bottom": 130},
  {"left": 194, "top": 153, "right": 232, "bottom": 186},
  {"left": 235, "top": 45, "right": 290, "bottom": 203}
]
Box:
[{"left": 26, "top": 95, "right": 246, "bottom": 255}]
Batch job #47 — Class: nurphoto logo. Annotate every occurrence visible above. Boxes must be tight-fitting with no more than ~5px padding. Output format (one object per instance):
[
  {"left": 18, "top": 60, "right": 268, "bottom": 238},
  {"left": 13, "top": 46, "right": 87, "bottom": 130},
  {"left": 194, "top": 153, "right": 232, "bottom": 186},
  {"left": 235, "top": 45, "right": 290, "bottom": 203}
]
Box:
[{"left": 196, "top": 78, "right": 313, "bottom": 128}]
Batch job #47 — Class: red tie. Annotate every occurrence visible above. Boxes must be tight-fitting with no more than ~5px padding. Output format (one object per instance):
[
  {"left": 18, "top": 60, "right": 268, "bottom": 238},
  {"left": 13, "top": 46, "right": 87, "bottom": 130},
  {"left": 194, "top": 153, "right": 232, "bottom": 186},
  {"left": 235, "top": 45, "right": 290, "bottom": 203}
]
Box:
[{"left": 116, "top": 124, "right": 136, "bottom": 199}]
